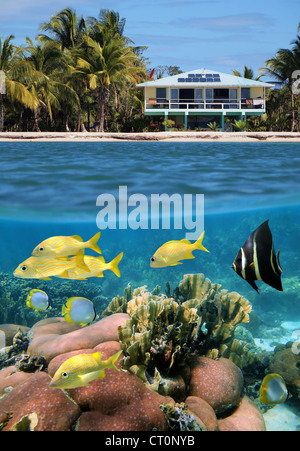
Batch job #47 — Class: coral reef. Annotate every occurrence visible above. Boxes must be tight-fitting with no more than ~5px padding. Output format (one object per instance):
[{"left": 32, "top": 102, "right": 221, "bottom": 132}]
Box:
[
  {"left": 0, "top": 273, "right": 268, "bottom": 431},
  {"left": 217, "top": 396, "right": 266, "bottom": 431},
  {"left": 105, "top": 273, "right": 252, "bottom": 399}
]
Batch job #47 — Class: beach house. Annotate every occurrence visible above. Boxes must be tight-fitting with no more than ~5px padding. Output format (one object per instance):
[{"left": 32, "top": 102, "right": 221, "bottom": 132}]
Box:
[{"left": 137, "top": 69, "right": 274, "bottom": 131}]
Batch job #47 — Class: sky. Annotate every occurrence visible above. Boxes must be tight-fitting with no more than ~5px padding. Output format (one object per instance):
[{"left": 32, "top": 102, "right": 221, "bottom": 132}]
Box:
[{"left": 0, "top": 0, "right": 299, "bottom": 78}]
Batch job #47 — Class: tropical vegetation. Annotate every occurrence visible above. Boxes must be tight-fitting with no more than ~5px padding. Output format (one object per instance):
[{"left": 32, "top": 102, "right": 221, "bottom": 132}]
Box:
[{"left": 0, "top": 10, "right": 299, "bottom": 132}]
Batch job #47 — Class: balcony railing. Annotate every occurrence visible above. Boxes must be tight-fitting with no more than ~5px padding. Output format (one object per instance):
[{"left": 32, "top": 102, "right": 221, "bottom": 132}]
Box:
[{"left": 146, "top": 98, "right": 265, "bottom": 110}]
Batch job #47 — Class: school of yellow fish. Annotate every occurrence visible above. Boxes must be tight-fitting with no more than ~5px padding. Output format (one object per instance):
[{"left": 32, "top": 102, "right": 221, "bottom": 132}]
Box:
[{"left": 13, "top": 232, "right": 123, "bottom": 281}]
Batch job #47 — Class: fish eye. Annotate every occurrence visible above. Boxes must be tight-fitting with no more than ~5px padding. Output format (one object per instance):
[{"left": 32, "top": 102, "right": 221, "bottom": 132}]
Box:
[
  {"left": 62, "top": 372, "right": 68, "bottom": 378},
  {"left": 151, "top": 257, "right": 155, "bottom": 262},
  {"left": 39, "top": 247, "right": 44, "bottom": 252},
  {"left": 21, "top": 265, "right": 28, "bottom": 271}
]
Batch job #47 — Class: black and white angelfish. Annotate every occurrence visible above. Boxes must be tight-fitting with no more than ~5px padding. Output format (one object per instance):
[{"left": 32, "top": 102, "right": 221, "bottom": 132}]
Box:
[{"left": 232, "top": 220, "right": 283, "bottom": 293}]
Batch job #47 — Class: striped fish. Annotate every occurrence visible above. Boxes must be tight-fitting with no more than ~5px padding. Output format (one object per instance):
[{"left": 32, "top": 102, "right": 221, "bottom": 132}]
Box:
[
  {"left": 56, "top": 252, "right": 124, "bottom": 280},
  {"left": 50, "top": 350, "right": 122, "bottom": 389},
  {"left": 13, "top": 252, "right": 88, "bottom": 280},
  {"left": 232, "top": 220, "right": 283, "bottom": 293},
  {"left": 32, "top": 232, "right": 102, "bottom": 258},
  {"left": 150, "top": 231, "right": 209, "bottom": 268}
]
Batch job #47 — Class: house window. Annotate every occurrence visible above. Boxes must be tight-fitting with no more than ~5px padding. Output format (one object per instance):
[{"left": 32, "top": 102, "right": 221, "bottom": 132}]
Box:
[
  {"left": 156, "top": 88, "right": 167, "bottom": 104},
  {"left": 241, "top": 88, "right": 251, "bottom": 101}
]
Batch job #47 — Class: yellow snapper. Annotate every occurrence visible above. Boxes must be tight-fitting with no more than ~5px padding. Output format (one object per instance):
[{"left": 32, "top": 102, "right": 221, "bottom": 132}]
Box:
[
  {"left": 62, "top": 297, "right": 97, "bottom": 327},
  {"left": 150, "top": 231, "right": 209, "bottom": 268},
  {"left": 57, "top": 252, "right": 124, "bottom": 280},
  {"left": 50, "top": 350, "right": 122, "bottom": 389},
  {"left": 32, "top": 232, "right": 102, "bottom": 258},
  {"left": 13, "top": 253, "right": 88, "bottom": 280},
  {"left": 259, "top": 373, "right": 288, "bottom": 405},
  {"left": 26, "top": 289, "right": 50, "bottom": 311}
]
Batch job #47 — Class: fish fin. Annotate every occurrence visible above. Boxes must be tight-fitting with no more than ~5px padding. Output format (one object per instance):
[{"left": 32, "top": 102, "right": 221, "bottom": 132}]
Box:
[
  {"left": 80, "top": 322, "right": 88, "bottom": 327},
  {"left": 96, "top": 272, "right": 104, "bottom": 278},
  {"left": 74, "top": 250, "right": 91, "bottom": 272},
  {"left": 58, "top": 270, "right": 70, "bottom": 278},
  {"left": 40, "top": 277, "right": 52, "bottom": 280},
  {"left": 195, "top": 231, "right": 210, "bottom": 253},
  {"left": 72, "top": 235, "right": 83, "bottom": 242},
  {"left": 247, "top": 279, "right": 260, "bottom": 294},
  {"left": 169, "top": 261, "right": 182, "bottom": 266},
  {"left": 97, "top": 256, "right": 106, "bottom": 264},
  {"left": 108, "top": 252, "right": 123, "bottom": 278},
  {"left": 183, "top": 253, "right": 195, "bottom": 260},
  {"left": 276, "top": 250, "right": 283, "bottom": 273},
  {"left": 92, "top": 352, "right": 102, "bottom": 363},
  {"left": 87, "top": 232, "right": 102, "bottom": 255},
  {"left": 79, "top": 369, "right": 106, "bottom": 384},
  {"left": 249, "top": 262, "right": 255, "bottom": 269},
  {"left": 107, "top": 350, "right": 122, "bottom": 372},
  {"left": 180, "top": 239, "right": 191, "bottom": 244}
]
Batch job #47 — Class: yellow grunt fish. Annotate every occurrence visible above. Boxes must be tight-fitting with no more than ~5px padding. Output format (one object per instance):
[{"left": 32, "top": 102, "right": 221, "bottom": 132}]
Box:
[
  {"left": 32, "top": 232, "right": 102, "bottom": 258},
  {"left": 13, "top": 253, "right": 88, "bottom": 280},
  {"left": 57, "top": 252, "right": 124, "bottom": 280},
  {"left": 50, "top": 350, "right": 122, "bottom": 389},
  {"left": 150, "top": 231, "right": 209, "bottom": 268}
]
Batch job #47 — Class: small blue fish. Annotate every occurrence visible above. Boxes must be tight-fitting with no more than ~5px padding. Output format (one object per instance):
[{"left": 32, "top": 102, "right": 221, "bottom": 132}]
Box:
[
  {"left": 259, "top": 373, "right": 288, "bottom": 405},
  {"left": 62, "top": 297, "right": 97, "bottom": 327},
  {"left": 26, "top": 289, "right": 50, "bottom": 311}
]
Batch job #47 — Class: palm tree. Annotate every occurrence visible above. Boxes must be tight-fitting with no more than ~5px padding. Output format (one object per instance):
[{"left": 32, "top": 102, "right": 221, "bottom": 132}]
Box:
[
  {"left": 25, "top": 38, "right": 79, "bottom": 131},
  {"left": 38, "top": 8, "right": 86, "bottom": 51},
  {"left": 72, "top": 28, "right": 146, "bottom": 132},
  {"left": 232, "top": 65, "right": 263, "bottom": 80},
  {"left": 260, "top": 45, "right": 300, "bottom": 131},
  {"left": 0, "top": 35, "right": 38, "bottom": 131},
  {"left": 87, "top": 9, "right": 126, "bottom": 40}
]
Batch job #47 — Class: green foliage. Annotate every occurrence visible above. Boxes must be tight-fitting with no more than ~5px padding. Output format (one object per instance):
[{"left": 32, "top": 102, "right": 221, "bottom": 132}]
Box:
[
  {"left": 162, "top": 119, "right": 175, "bottom": 129},
  {"left": 233, "top": 119, "right": 247, "bottom": 131},
  {"left": 207, "top": 121, "right": 219, "bottom": 131}
]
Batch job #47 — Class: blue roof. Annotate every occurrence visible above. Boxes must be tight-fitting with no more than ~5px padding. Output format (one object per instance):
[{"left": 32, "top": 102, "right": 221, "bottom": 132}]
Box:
[{"left": 138, "top": 68, "right": 274, "bottom": 88}]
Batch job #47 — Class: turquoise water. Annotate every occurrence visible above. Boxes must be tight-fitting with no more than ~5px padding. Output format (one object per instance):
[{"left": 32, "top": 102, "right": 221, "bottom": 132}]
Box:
[{"left": 0, "top": 141, "right": 299, "bottom": 314}]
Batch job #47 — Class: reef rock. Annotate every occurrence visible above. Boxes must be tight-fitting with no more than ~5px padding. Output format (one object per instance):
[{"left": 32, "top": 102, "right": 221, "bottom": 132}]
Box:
[
  {"left": 48, "top": 341, "right": 170, "bottom": 431},
  {"left": 0, "top": 372, "right": 81, "bottom": 431},
  {"left": 185, "top": 395, "right": 218, "bottom": 431},
  {"left": 268, "top": 348, "right": 300, "bottom": 397},
  {"left": 28, "top": 313, "right": 130, "bottom": 363},
  {"left": 189, "top": 356, "right": 244, "bottom": 417},
  {"left": 217, "top": 396, "right": 266, "bottom": 431},
  {"left": 0, "top": 324, "right": 29, "bottom": 347}
]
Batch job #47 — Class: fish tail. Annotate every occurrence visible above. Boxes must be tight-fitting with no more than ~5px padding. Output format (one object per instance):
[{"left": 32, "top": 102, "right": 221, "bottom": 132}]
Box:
[
  {"left": 108, "top": 252, "right": 123, "bottom": 277},
  {"left": 88, "top": 232, "right": 102, "bottom": 255},
  {"left": 195, "top": 231, "right": 210, "bottom": 253},
  {"left": 107, "top": 350, "right": 122, "bottom": 372}
]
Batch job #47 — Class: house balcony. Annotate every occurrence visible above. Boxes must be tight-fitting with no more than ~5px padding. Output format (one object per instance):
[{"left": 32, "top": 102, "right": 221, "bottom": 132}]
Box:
[{"left": 145, "top": 98, "right": 265, "bottom": 112}]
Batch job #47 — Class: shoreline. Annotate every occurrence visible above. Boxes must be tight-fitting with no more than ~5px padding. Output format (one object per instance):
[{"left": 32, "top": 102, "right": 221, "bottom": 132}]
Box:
[{"left": 0, "top": 131, "right": 300, "bottom": 142}]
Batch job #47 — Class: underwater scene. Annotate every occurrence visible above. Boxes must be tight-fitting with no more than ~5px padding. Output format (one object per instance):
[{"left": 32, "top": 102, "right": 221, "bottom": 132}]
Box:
[{"left": 0, "top": 141, "right": 299, "bottom": 432}]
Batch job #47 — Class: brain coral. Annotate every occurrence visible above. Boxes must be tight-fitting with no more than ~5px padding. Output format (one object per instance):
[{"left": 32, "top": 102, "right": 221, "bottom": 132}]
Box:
[{"left": 0, "top": 273, "right": 266, "bottom": 431}]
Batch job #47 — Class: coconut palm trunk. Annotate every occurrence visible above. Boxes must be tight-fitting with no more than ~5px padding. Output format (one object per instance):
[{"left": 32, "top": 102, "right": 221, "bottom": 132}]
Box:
[
  {"left": 0, "top": 93, "right": 4, "bottom": 132},
  {"left": 97, "top": 85, "right": 110, "bottom": 132}
]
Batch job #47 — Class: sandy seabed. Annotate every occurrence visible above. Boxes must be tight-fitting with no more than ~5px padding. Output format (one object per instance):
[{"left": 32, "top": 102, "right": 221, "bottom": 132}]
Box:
[{"left": 0, "top": 131, "right": 300, "bottom": 142}]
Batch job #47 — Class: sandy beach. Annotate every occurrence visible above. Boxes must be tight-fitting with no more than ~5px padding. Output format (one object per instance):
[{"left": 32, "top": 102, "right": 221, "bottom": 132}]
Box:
[{"left": 0, "top": 131, "right": 300, "bottom": 142}]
